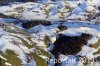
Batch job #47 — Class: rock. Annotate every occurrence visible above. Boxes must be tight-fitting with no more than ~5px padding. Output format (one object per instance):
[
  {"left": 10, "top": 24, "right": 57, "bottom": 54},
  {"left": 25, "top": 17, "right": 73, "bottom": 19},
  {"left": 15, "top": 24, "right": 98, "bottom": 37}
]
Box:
[
  {"left": 50, "top": 33, "right": 92, "bottom": 66},
  {"left": 57, "top": 25, "right": 68, "bottom": 31},
  {"left": 98, "top": 6, "right": 100, "bottom": 11},
  {"left": 22, "top": 20, "right": 51, "bottom": 29},
  {"left": 0, "top": 13, "right": 7, "bottom": 18}
]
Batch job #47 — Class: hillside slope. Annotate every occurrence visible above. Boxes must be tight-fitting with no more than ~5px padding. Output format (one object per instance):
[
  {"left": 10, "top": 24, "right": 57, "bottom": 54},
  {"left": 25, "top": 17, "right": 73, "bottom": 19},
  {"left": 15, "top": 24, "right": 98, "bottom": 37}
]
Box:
[{"left": 0, "top": 0, "right": 100, "bottom": 66}]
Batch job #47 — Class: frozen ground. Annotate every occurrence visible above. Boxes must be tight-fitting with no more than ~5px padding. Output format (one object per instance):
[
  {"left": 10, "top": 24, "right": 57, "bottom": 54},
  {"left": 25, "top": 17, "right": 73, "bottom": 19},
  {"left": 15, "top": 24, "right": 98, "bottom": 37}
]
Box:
[{"left": 0, "top": 0, "right": 100, "bottom": 66}]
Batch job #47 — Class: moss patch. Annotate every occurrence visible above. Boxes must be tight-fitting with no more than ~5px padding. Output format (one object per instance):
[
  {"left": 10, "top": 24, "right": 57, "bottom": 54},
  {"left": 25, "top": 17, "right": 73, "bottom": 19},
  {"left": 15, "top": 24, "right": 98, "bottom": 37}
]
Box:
[
  {"left": 39, "top": 49, "right": 50, "bottom": 58},
  {"left": 33, "top": 53, "right": 48, "bottom": 66},
  {"left": 94, "top": 40, "right": 100, "bottom": 55},
  {"left": 0, "top": 50, "right": 22, "bottom": 66},
  {"left": 13, "top": 35, "right": 33, "bottom": 48}
]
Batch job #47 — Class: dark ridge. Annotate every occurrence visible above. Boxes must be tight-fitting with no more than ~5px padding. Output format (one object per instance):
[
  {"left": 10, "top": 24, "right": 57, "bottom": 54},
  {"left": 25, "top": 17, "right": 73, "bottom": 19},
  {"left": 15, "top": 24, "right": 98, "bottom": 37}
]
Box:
[
  {"left": 0, "top": 13, "right": 16, "bottom": 19},
  {"left": 51, "top": 33, "right": 92, "bottom": 55},
  {"left": 92, "top": 13, "right": 100, "bottom": 19},
  {"left": 98, "top": 6, "right": 100, "bottom": 11},
  {"left": 0, "top": 13, "right": 6, "bottom": 18},
  {"left": 0, "top": 0, "right": 36, "bottom": 3},
  {"left": 22, "top": 20, "right": 51, "bottom": 29},
  {"left": 94, "top": 56, "right": 100, "bottom": 62},
  {"left": 57, "top": 25, "right": 68, "bottom": 31},
  {"left": 50, "top": 33, "right": 92, "bottom": 66}
]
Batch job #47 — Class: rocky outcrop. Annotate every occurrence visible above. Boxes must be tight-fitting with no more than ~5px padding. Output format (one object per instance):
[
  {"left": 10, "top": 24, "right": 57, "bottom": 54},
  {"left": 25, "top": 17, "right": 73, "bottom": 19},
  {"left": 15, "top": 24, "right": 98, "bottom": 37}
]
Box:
[
  {"left": 22, "top": 20, "right": 51, "bottom": 29},
  {"left": 57, "top": 25, "right": 68, "bottom": 31},
  {"left": 50, "top": 33, "right": 92, "bottom": 66}
]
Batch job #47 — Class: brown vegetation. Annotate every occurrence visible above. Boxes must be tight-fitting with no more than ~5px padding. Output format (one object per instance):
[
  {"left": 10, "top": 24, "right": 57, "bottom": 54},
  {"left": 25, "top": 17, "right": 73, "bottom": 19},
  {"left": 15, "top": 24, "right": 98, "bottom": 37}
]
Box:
[
  {"left": 22, "top": 20, "right": 51, "bottom": 29},
  {"left": 0, "top": 13, "right": 16, "bottom": 19}
]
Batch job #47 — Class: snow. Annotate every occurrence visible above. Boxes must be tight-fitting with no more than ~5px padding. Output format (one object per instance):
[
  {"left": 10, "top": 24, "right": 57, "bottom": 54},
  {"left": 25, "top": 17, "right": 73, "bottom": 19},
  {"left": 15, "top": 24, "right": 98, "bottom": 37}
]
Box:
[
  {"left": 44, "top": 21, "right": 100, "bottom": 66},
  {"left": 28, "top": 25, "right": 46, "bottom": 33},
  {"left": 87, "top": 37, "right": 99, "bottom": 44},
  {"left": 5, "top": 62, "right": 12, "bottom": 66},
  {"left": 0, "top": 29, "right": 36, "bottom": 65},
  {"left": 0, "top": 0, "right": 99, "bottom": 21},
  {"left": 25, "top": 59, "right": 36, "bottom": 66},
  {"left": 0, "top": 28, "right": 5, "bottom": 35},
  {"left": 58, "top": 55, "right": 83, "bottom": 66},
  {"left": 47, "top": 43, "right": 54, "bottom": 51},
  {"left": 50, "top": 37, "right": 56, "bottom": 43},
  {"left": 94, "top": 54, "right": 100, "bottom": 58},
  {"left": 29, "top": 48, "right": 36, "bottom": 52},
  {"left": 78, "top": 45, "right": 96, "bottom": 60},
  {"left": 0, "top": 55, "right": 7, "bottom": 61},
  {"left": 20, "top": 20, "right": 100, "bottom": 66},
  {"left": 93, "top": 62, "right": 100, "bottom": 66},
  {"left": 0, "top": 0, "right": 100, "bottom": 66},
  {"left": 0, "top": 18, "right": 17, "bottom": 23},
  {"left": 39, "top": 55, "right": 48, "bottom": 60},
  {"left": 86, "top": 6, "right": 96, "bottom": 12},
  {"left": 48, "top": 54, "right": 55, "bottom": 66}
]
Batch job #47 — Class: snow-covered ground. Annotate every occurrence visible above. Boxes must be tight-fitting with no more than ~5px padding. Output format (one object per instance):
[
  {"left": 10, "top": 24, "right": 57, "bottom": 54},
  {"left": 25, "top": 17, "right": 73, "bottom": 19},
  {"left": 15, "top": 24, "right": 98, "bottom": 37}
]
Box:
[
  {"left": 0, "top": 0, "right": 100, "bottom": 66},
  {"left": 0, "top": 0, "right": 100, "bottom": 21}
]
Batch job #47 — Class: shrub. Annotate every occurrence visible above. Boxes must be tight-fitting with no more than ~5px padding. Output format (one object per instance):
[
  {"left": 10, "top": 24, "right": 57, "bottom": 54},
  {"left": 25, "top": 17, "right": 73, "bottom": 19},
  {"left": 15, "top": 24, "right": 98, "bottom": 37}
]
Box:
[
  {"left": 0, "top": 13, "right": 7, "bottom": 18},
  {"left": 22, "top": 20, "right": 51, "bottom": 29},
  {"left": 50, "top": 33, "right": 92, "bottom": 66},
  {"left": 57, "top": 25, "right": 68, "bottom": 31}
]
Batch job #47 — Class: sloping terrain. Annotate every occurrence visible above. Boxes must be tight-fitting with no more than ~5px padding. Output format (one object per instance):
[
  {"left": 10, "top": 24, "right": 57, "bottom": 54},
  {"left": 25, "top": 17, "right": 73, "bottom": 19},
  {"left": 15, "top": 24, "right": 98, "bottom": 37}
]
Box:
[{"left": 0, "top": 0, "right": 100, "bottom": 66}]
